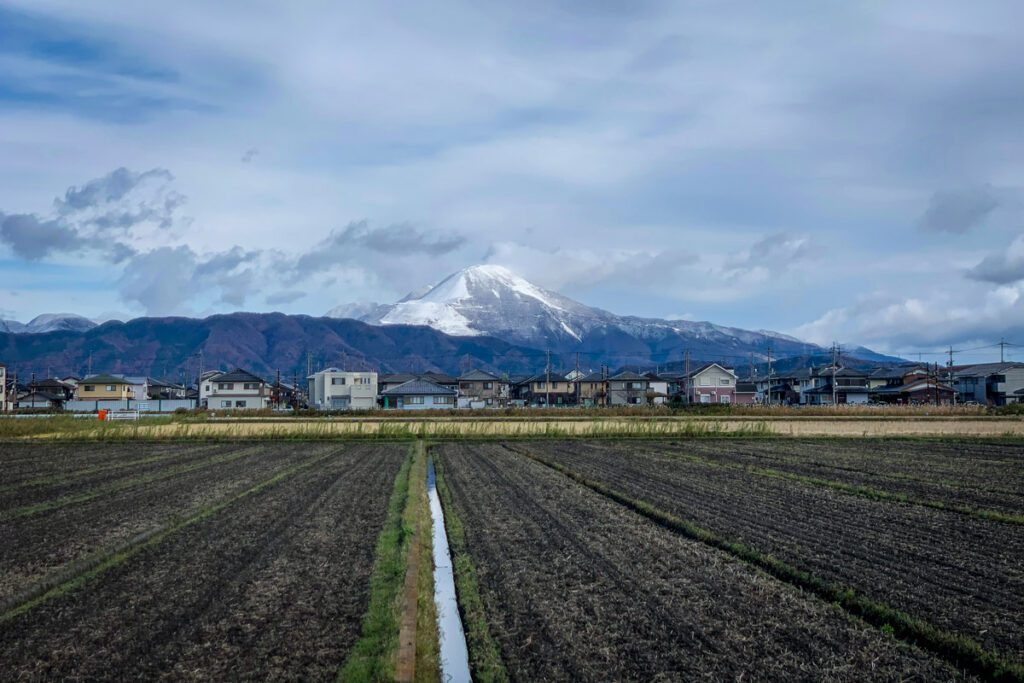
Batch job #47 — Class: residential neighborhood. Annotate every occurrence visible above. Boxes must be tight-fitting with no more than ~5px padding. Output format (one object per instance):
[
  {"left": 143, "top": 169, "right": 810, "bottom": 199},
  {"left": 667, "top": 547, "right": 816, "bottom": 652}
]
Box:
[{"left": 2, "top": 358, "right": 1022, "bottom": 414}]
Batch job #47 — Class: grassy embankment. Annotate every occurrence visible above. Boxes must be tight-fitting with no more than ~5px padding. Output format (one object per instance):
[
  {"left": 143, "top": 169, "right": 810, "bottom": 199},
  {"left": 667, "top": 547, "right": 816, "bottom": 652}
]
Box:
[{"left": 340, "top": 444, "right": 438, "bottom": 682}]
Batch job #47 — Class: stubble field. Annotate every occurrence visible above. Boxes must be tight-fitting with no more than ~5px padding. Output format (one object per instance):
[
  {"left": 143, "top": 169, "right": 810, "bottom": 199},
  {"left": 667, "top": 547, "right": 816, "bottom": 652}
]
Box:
[{"left": 1, "top": 435, "right": 1022, "bottom": 681}]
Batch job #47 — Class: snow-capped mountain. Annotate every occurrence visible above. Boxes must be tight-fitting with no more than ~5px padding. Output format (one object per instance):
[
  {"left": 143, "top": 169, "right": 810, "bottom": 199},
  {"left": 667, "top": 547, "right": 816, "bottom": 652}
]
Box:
[
  {"left": 1, "top": 313, "right": 98, "bottom": 334},
  {"left": 326, "top": 264, "right": 877, "bottom": 365}
]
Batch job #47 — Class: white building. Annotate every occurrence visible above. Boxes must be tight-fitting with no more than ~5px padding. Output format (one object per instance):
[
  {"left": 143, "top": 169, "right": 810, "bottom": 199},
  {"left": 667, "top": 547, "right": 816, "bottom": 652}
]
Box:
[
  {"left": 307, "top": 368, "right": 378, "bottom": 410},
  {"left": 200, "top": 368, "right": 270, "bottom": 410}
]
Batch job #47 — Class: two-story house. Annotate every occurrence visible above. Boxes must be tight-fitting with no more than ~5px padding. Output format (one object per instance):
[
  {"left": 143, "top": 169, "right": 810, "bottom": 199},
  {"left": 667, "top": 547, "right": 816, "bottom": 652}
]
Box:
[
  {"left": 952, "top": 363, "right": 1024, "bottom": 405},
  {"left": 201, "top": 368, "right": 270, "bottom": 410},
  {"left": 525, "top": 372, "right": 576, "bottom": 406},
  {"left": 307, "top": 368, "right": 378, "bottom": 410},
  {"left": 803, "top": 367, "right": 871, "bottom": 405},
  {"left": 686, "top": 364, "right": 738, "bottom": 404},
  {"left": 607, "top": 371, "right": 650, "bottom": 405},
  {"left": 576, "top": 372, "right": 607, "bottom": 407},
  {"left": 458, "top": 369, "right": 508, "bottom": 408},
  {"left": 76, "top": 374, "right": 135, "bottom": 402}
]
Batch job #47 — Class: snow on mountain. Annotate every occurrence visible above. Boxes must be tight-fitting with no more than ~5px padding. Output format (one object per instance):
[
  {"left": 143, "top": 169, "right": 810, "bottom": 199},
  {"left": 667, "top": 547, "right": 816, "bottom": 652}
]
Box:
[
  {"left": 324, "top": 301, "right": 391, "bottom": 321},
  {"left": 324, "top": 264, "right": 859, "bottom": 364},
  {"left": 1, "top": 314, "right": 98, "bottom": 334}
]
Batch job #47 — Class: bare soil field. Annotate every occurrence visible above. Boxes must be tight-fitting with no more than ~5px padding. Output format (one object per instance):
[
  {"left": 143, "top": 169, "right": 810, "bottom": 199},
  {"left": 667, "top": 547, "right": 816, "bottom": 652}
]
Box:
[
  {"left": 0, "top": 442, "right": 406, "bottom": 680},
  {"left": 437, "top": 442, "right": 970, "bottom": 681},
  {"left": 676, "top": 439, "right": 1024, "bottom": 514},
  {"left": 516, "top": 439, "right": 1024, "bottom": 665},
  {"left": 0, "top": 443, "right": 325, "bottom": 604}
]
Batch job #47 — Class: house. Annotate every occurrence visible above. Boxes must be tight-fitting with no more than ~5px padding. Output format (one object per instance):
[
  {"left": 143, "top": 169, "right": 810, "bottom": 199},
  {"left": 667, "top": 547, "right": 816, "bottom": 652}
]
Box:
[
  {"left": 379, "top": 373, "right": 419, "bottom": 394},
  {"left": 752, "top": 370, "right": 799, "bottom": 404},
  {"left": 867, "top": 366, "right": 929, "bottom": 391},
  {"left": 458, "top": 369, "right": 508, "bottom": 408},
  {"left": 576, "top": 372, "right": 608, "bottom": 406},
  {"left": 200, "top": 368, "right": 270, "bottom": 410},
  {"left": 507, "top": 375, "right": 533, "bottom": 405},
  {"left": 28, "top": 378, "right": 75, "bottom": 401},
  {"left": 16, "top": 390, "right": 65, "bottom": 410},
  {"left": 307, "top": 368, "right": 378, "bottom": 410},
  {"left": 524, "top": 371, "right": 577, "bottom": 406},
  {"left": 121, "top": 376, "right": 153, "bottom": 404},
  {"left": 380, "top": 378, "right": 457, "bottom": 410},
  {"left": 734, "top": 381, "right": 758, "bottom": 405},
  {"left": 685, "top": 364, "right": 738, "bottom": 404},
  {"left": 76, "top": 374, "right": 135, "bottom": 401},
  {"left": 804, "top": 367, "right": 871, "bottom": 405},
  {"left": 420, "top": 372, "right": 459, "bottom": 393},
  {"left": 607, "top": 371, "right": 650, "bottom": 405},
  {"left": 644, "top": 373, "right": 670, "bottom": 405},
  {"left": 873, "top": 376, "right": 956, "bottom": 404},
  {"left": 147, "top": 378, "right": 188, "bottom": 399},
  {"left": 951, "top": 363, "right": 1024, "bottom": 405}
]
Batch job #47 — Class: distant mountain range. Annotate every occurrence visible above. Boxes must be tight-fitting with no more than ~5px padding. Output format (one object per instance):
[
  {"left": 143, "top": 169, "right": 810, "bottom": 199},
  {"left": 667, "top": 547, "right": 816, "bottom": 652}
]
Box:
[
  {"left": 1, "top": 265, "right": 902, "bottom": 379},
  {"left": 0, "top": 313, "right": 542, "bottom": 380},
  {"left": 327, "top": 264, "right": 901, "bottom": 368},
  {"left": 1, "top": 313, "right": 97, "bottom": 335}
]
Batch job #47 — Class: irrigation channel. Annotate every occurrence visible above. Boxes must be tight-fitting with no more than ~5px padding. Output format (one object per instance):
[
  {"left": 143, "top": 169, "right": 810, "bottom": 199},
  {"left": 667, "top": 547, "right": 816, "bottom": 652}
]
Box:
[{"left": 428, "top": 456, "right": 471, "bottom": 683}]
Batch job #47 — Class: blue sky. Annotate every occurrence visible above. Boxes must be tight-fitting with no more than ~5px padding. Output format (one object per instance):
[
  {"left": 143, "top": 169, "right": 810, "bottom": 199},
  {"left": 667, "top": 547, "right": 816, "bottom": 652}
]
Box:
[{"left": 0, "top": 0, "right": 1022, "bottom": 362}]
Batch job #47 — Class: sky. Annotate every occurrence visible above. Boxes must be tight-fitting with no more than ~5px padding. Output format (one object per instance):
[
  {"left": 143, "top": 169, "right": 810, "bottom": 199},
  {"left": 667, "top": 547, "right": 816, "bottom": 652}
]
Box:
[{"left": 0, "top": 0, "right": 1022, "bottom": 363}]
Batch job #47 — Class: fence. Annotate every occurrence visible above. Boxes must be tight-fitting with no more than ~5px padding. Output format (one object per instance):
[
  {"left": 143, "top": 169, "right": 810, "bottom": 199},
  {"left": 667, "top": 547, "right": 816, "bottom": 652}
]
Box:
[{"left": 64, "top": 399, "right": 197, "bottom": 414}]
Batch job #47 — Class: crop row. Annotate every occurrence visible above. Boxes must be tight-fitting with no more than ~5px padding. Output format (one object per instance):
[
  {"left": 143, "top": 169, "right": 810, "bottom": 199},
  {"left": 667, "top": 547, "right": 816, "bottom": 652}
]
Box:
[
  {"left": 437, "top": 443, "right": 966, "bottom": 681},
  {"left": 0, "top": 443, "right": 405, "bottom": 680},
  {"left": 0, "top": 444, "right": 331, "bottom": 607},
  {"left": 517, "top": 440, "right": 1024, "bottom": 665}
]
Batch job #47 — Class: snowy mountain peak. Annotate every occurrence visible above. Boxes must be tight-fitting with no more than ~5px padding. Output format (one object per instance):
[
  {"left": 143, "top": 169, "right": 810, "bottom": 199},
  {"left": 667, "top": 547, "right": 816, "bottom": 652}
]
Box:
[
  {"left": 324, "top": 264, "right": 898, "bottom": 365},
  {"left": 417, "top": 264, "right": 566, "bottom": 312}
]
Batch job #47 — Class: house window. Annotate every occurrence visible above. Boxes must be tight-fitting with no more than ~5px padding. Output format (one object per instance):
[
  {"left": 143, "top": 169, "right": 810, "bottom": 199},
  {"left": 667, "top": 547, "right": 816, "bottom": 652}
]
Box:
[
  {"left": 435, "top": 396, "right": 454, "bottom": 404},
  {"left": 235, "top": 400, "right": 247, "bottom": 408},
  {"left": 629, "top": 382, "right": 644, "bottom": 390},
  {"left": 700, "top": 377, "right": 710, "bottom": 386},
  {"left": 407, "top": 396, "right": 425, "bottom": 404},
  {"left": 332, "top": 377, "right": 346, "bottom": 385},
  {"left": 483, "top": 382, "right": 493, "bottom": 389},
  {"left": 699, "top": 393, "right": 711, "bottom": 403},
  {"left": 84, "top": 385, "right": 95, "bottom": 392},
  {"left": 719, "top": 378, "right": 730, "bottom": 386},
  {"left": 105, "top": 385, "right": 116, "bottom": 392},
  {"left": 218, "top": 383, "right": 234, "bottom": 390},
  {"left": 221, "top": 400, "right": 232, "bottom": 407},
  {"left": 720, "top": 394, "right": 731, "bottom": 404},
  {"left": 244, "top": 382, "right": 260, "bottom": 390}
]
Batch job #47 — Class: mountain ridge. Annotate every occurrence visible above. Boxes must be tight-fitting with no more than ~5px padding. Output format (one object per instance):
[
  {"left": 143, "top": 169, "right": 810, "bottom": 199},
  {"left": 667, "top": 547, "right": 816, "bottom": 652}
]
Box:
[{"left": 326, "top": 264, "right": 902, "bottom": 366}]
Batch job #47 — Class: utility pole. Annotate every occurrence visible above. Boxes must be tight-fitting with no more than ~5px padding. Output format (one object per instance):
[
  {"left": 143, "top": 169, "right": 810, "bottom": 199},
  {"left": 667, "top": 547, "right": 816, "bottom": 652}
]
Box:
[
  {"left": 947, "top": 345, "right": 957, "bottom": 406},
  {"left": 87, "top": 352, "right": 92, "bottom": 377},
  {"left": 766, "top": 344, "right": 772, "bottom": 406},
  {"left": 684, "top": 349, "right": 691, "bottom": 405},
  {"left": 575, "top": 352, "right": 580, "bottom": 406},
  {"left": 1000, "top": 337, "right": 1007, "bottom": 363},
  {"left": 545, "top": 349, "right": 551, "bottom": 407},
  {"left": 831, "top": 342, "right": 838, "bottom": 407}
]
